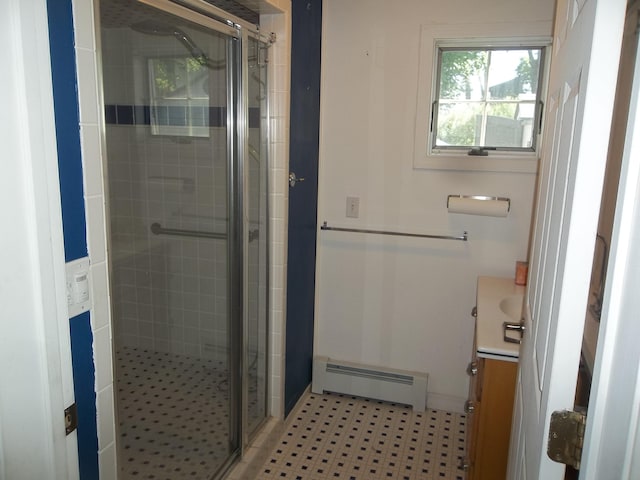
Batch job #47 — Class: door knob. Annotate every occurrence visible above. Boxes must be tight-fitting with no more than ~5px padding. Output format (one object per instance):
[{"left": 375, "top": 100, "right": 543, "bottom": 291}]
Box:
[{"left": 289, "top": 172, "right": 305, "bottom": 188}]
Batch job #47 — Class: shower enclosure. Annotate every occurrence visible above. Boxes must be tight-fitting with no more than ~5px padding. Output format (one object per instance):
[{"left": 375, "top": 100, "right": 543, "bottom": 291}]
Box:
[{"left": 99, "top": 0, "right": 269, "bottom": 477}]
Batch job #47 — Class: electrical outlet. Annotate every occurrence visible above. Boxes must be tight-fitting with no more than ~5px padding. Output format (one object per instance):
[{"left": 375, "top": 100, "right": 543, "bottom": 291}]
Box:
[{"left": 346, "top": 196, "right": 360, "bottom": 218}]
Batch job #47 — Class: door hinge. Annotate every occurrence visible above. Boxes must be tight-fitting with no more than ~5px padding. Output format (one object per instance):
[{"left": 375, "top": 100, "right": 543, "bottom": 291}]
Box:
[
  {"left": 64, "top": 403, "right": 78, "bottom": 435},
  {"left": 547, "top": 409, "right": 586, "bottom": 470}
]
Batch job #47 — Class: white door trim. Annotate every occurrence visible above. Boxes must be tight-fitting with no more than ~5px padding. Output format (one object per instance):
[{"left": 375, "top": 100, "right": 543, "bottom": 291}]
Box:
[
  {"left": 580, "top": 28, "right": 640, "bottom": 479},
  {"left": 0, "top": 0, "right": 78, "bottom": 478}
]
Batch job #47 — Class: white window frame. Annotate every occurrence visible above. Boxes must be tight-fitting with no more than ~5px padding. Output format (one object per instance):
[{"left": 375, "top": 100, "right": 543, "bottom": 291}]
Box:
[
  {"left": 432, "top": 43, "right": 546, "bottom": 153},
  {"left": 413, "top": 23, "right": 552, "bottom": 173}
]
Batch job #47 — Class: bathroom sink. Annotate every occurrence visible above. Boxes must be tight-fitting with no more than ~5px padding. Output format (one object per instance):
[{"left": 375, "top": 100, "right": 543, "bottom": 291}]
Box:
[
  {"left": 477, "top": 277, "right": 526, "bottom": 359},
  {"left": 499, "top": 295, "right": 524, "bottom": 322}
]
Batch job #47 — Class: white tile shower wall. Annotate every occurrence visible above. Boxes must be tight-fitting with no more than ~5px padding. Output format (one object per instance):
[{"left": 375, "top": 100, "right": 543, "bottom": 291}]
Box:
[
  {"left": 106, "top": 135, "right": 230, "bottom": 359},
  {"left": 72, "top": 0, "right": 117, "bottom": 478},
  {"left": 260, "top": 7, "right": 291, "bottom": 420},
  {"left": 101, "top": 25, "right": 231, "bottom": 361}
]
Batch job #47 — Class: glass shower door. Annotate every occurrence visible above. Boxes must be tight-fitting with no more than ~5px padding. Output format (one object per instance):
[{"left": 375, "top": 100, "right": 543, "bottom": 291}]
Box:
[
  {"left": 246, "top": 35, "right": 269, "bottom": 438},
  {"left": 100, "top": 1, "right": 243, "bottom": 477}
]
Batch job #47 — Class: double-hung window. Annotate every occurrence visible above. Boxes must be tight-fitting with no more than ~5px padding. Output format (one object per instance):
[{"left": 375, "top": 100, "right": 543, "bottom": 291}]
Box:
[{"left": 432, "top": 43, "right": 546, "bottom": 154}]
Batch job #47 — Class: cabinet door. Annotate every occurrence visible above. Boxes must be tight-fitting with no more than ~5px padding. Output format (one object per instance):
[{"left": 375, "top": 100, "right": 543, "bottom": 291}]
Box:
[
  {"left": 475, "top": 357, "right": 485, "bottom": 401},
  {"left": 475, "top": 359, "right": 518, "bottom": 479}
]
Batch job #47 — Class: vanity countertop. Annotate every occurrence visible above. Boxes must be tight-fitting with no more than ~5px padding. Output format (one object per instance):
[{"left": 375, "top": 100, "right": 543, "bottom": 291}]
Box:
[{"left": 476, "top": 276, "right": 526, "bottom": 362}]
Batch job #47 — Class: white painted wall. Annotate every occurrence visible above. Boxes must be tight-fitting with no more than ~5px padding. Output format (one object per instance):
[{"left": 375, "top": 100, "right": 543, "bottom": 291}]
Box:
[{"left": 315, "top": 0, "right": 555, "bottom": 411}]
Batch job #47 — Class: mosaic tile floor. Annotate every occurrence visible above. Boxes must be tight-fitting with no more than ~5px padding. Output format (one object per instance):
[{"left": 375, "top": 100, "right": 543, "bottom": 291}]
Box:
[
  {"left": 253, "top": 392, "right": 467, "bottom": 480},
  {"left": 116, "top": 347, "right": 232, "bottom": 480}
]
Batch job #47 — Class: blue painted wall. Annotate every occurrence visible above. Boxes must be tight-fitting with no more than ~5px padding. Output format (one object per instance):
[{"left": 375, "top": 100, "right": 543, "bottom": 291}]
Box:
[
  {"left": 46, "top": 0, "right": 87, "bottom": 263},
  {"left": 69, "top": 312, "right": 99, "bottom": 479},
  {"left": 46, "top": 0, "right": 99, "bottom": 478},
  {"left": 284, "top": 0, "right": 322, "bottom": 417}
]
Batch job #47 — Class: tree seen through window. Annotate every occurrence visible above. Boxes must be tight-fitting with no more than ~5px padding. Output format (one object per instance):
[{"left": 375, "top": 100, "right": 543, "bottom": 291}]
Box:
[{"left": 433, "top": 46, "right": 543, "bottom": 150}]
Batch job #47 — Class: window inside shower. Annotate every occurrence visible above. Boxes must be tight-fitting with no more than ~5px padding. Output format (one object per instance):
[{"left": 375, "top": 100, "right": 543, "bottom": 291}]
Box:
[
  {"left": 148, "top": 55, "right": 211, "bottom": 137},
  {"left": 99, "top": 0, "right": 269, "bottom": 478}
]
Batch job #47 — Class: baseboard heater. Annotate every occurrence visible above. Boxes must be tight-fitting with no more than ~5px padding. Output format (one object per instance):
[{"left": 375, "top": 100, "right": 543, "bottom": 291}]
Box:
[{"left": 312, "top": 356, "right": 428, "bottom": 412}]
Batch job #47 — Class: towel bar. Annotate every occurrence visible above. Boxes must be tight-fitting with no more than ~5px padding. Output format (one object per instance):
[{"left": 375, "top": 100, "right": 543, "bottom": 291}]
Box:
[{"left": 320, "top": 221, "right": 467, "bottom": 242}]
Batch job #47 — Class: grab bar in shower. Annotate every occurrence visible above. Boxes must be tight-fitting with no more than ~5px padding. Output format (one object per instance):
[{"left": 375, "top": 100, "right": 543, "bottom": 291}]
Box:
[
  {"left": 151, "top": 222, "right": 226, "bottom": 240},
  {"left": 320, "top": 221, "right": 468, "bottom": 242},
  {"left": 150, "top": 222, "right": 260, "bottom": 242}
]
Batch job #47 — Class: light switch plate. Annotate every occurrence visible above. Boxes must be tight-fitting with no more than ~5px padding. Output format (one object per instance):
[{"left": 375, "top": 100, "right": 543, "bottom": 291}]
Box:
[
  {"left": 66, "top": 257, "right": 91, "bottom": 318},
  {"left": 346, "top": 196, "right": 360, "bottom": 218}
]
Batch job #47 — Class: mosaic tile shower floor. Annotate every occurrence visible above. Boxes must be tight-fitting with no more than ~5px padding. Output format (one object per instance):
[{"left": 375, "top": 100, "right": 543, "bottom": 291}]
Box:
[
  {"left": 116, "top": 347, "right": 233, "bottom": 480},
  {"left": 251, "top": 392, "right": 467, "bottom": 480}
]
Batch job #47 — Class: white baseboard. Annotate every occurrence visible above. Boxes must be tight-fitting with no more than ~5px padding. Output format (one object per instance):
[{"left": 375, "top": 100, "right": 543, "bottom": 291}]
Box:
[{"left": 427, "top": 393, "right": 467, "bottom": 414}]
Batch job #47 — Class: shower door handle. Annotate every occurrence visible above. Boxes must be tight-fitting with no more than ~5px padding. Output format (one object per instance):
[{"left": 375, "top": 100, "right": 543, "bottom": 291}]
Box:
[{"left": 289, "top": 172, "right": 305, "bottom": 188}]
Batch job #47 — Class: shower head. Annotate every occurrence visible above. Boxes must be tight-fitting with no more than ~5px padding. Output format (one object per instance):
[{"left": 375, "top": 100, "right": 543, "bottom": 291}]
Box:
[{"left": 130, "top": 20, "right": 212, "bottom": 67}]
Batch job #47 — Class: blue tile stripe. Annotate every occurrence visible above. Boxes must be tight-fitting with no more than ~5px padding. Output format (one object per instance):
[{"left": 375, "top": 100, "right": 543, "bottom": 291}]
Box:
[
  {"left": 104, "top": 104, "right": 262, "bottom": 129},
  {"left": 46, "top": 1, "right": 99, "bottom": 479},
  {"left": 105, "top": 104, "right": 226, "bottom": 127}
]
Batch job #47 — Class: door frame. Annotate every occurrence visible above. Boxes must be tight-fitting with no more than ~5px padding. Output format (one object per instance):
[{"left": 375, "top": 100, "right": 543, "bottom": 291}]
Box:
[
  {"left": 0, "top": 0, "right": 78, "bottom": 477},
  {"left": 579, "top": 22, "right": 640, "bottom": 478}
]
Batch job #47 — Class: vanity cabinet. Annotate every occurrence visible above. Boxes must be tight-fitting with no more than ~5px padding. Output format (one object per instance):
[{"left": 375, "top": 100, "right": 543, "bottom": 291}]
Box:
[{"left": 462, "top": 276, "right": 523, "bottom": 479}]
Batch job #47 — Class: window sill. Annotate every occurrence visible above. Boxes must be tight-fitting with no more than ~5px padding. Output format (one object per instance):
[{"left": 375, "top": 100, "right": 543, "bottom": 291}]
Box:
[{"left": 414, "top": 153, "right": 538, "bottom": 174}]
